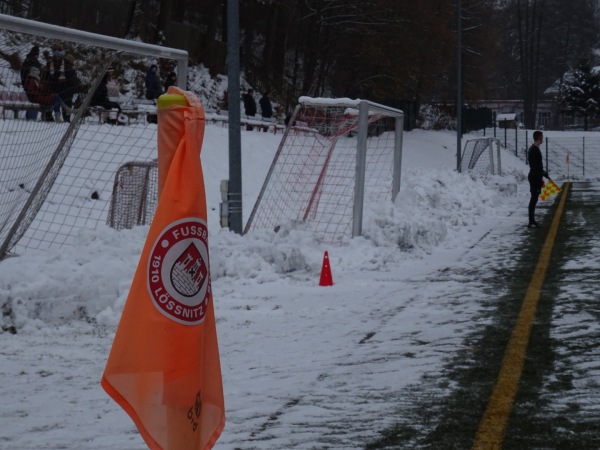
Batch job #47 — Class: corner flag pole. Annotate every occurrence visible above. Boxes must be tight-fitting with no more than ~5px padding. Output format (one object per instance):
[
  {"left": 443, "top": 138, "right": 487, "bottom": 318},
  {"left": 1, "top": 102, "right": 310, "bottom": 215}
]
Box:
[{"left": 102, "top": 88, "right": 225, "bottom": 450}]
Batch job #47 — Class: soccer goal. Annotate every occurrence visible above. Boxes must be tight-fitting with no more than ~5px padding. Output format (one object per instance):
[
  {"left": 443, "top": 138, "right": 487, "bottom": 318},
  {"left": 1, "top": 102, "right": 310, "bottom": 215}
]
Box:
[
  {"left": 460, "top": 137, "right": 502, "bottom": 177},
  {"left": 106, "top": 161, "right": 158, "bottom": 231},
  {"left": 0, "top": 14, "right": 187, "bottom": 259},
  {"left": 244, "top": 97, "right": 404, "bottom": 245}
]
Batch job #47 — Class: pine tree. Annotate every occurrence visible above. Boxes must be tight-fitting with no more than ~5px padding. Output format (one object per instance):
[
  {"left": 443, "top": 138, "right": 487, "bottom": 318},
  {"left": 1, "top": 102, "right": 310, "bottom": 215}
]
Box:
[{"left": 558, "top": 62, "right": 600, "bottom": 131}]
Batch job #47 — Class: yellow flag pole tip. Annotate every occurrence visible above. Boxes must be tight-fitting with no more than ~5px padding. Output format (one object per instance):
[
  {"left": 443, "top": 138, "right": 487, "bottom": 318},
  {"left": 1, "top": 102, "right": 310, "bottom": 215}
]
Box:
[{"left": 157, "top": 94, "right": 189, "bottom": 109}]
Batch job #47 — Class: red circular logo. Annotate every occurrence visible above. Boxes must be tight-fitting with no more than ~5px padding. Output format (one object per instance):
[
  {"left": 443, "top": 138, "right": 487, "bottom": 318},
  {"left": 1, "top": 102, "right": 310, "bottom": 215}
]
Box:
[{"left": 147, "top": 218, "right": 211, "bottom": 325}]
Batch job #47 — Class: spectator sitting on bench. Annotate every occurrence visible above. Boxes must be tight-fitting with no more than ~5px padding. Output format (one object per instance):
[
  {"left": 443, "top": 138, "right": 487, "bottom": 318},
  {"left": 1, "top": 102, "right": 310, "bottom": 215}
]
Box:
[
  {"left": 24, "top": 66, "right": 72, "bottom": 122},
  {"left": 47, "top": 51, "right": 81, "bottom": 123},
  {"left": 20, "top": 45, "right": 42, "bottom": 87},
  {"left": 90, "top": 70, "right": 122, "bottom": 113},
  {"left": 106, "top": 71, "right": 122, "bottom": 98}
]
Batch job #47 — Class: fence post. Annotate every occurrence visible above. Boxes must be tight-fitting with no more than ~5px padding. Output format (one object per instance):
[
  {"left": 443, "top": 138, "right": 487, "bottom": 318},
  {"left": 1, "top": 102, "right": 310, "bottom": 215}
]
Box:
[
  {"left": 495, "top": 139, "right": 502, "bottom": 175},
  {"left": 392, "top": 115, "right": 403, "bottom": 202},
  {"left": 583, "top": 136, "right": 586, "bottom": 178},
  {"left": 545, "top": 136, "right": 549, "bottom": 172},
  {"left": 487, "top": 137, "right": 495, "bottom": 175}
]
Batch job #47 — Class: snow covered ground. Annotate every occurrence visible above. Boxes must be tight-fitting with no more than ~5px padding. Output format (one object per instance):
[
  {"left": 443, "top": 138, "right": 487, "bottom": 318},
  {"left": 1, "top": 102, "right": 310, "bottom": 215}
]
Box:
[{"left": 0, "top": 123, "right": 548, "bottom": 449}]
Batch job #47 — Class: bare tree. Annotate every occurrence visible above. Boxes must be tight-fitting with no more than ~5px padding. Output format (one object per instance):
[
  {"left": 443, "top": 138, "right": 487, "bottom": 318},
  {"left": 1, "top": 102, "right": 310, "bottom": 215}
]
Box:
[
  {"left": 500, "top": 0, "right": 600, "bottom": 128},
  {"left": 515, "top": 0, "right": 545, "bottom": 129}
]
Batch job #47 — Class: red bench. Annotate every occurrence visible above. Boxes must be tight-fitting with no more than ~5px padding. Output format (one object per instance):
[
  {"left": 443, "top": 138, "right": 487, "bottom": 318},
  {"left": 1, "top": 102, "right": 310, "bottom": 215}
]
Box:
[{"left": 0, "top": 91, "right": 42, "bottom": 120}]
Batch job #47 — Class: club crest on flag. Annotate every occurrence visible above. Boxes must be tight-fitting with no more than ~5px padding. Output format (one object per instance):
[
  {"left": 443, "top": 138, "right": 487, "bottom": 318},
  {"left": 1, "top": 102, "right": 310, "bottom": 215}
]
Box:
[
  {"left": 171, "top": 242, "right": 207, "bottom": 297},
  {"left": 148, "top": 217, "right": 211, "bottom": 325}
]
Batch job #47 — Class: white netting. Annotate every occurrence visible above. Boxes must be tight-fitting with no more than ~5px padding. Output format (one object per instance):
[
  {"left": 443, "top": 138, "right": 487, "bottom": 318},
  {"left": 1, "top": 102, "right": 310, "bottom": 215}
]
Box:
[
  {"left": 245, "top": 100, "right": 402, "bottom": 245},
  {"left": 0, "top": 19, "right": 186, "bottom": 258},
  {"left": 460, "top": 137, "right": 502, "bottom": 177}
]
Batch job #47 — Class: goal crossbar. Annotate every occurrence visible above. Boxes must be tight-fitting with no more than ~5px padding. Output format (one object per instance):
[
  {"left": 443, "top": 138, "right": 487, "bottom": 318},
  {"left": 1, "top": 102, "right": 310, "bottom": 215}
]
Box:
[
  {"left": 298, "top": 96, "right": 405, "bottom": 118},
  {"left": 0, "top": 13, "right": 188, "bottom": 87}
]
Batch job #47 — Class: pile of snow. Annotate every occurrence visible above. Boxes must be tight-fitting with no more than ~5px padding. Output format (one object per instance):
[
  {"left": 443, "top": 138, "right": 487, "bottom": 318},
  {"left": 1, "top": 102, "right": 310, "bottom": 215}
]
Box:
[
  {"left": 0, "top": 126, "right": 549, "bottom": 449},
  {"left": 0, "top": 129, "right": 530, "bottom": 333}
]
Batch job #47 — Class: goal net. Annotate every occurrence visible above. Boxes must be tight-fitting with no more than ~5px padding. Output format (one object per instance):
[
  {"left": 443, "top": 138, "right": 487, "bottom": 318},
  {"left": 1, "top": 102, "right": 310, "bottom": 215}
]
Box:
[
  {"left": 244, "top": 97, "right": 404, "bottom": 245},
  {"left": 0, "top": 14, "right": 187, "bottom": 259},
  {"left": 460, "top": 137, "right": 502, "bottom": 177},
  {"left": 106, "top": 161, "right": 158, "bottom": 231}
]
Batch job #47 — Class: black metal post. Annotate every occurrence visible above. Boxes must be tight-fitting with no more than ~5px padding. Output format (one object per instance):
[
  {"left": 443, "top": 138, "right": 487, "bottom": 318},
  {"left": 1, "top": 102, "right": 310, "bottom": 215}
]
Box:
[
  {"left": 227, "top": 0, "right": 242, "bottom": 234},
  {"left": 456, "top": 0, "right": 462, "bottom": 172}
]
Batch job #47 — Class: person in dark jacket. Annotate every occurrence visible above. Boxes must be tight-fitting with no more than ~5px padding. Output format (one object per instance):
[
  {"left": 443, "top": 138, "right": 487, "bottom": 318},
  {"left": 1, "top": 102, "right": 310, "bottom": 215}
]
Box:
[
  {"left": 20, "top": 45, "right": 42, "bottom": 86},
  {"left": 24, "top": 66, "right": 71, "bottom": 122},
  {"left": 164, "top": 71, "right": 177, "bottom": 91},
  {"left": 259, "top": 91, "right": 273, "bottom": 119},
  {"left": 527, "top": 130, "right": 549, "bottom": 228},
  {"left": 46, "top": 51, "right": 80, "bottom": 122},
  {"left": 91, "top": 71, "right": 121, "bottom": 112},
  {"left": 242, "top": 89, "right": 257, "bottom": 117},
  {"left": 145, "top": 64, "right": 162, "bottom": 100}
]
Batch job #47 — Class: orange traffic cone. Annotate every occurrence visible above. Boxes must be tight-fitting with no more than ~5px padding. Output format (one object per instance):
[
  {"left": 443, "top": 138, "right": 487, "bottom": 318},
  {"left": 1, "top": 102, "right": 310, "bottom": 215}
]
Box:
[{"left": 319, "top": 251, "right": 334, "bottom": 286}]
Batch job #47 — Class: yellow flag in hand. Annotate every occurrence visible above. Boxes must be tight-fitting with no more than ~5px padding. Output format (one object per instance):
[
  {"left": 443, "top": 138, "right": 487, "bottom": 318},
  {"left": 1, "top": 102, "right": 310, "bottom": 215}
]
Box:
[{"left": 540, "top": 179, "right": 561, "bottom": 201}]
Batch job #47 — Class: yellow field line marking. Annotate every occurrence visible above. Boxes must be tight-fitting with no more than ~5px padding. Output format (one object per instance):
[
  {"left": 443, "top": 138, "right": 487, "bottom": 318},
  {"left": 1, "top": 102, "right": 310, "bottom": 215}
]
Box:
[{"left": 472, "top": 182, "right": 571, "bottom": 450}]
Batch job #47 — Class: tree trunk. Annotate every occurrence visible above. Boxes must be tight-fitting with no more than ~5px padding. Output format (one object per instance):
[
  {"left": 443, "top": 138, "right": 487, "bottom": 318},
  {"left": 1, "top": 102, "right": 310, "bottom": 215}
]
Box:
[
  {"left": 156, "top": 0, "right": 173, "bottom": 44},
  {"left": 517, "top": 0, "right": 545, "bottom": 129}
]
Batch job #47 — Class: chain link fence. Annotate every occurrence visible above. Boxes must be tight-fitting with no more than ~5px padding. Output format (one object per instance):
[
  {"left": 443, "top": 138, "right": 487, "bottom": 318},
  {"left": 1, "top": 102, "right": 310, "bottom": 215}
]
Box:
[
  {"left": 541, "top": 136, "right": 600, "bottom": 180},
  {"left": 472, "top": 128, "right": 600, "bottom": 180}
]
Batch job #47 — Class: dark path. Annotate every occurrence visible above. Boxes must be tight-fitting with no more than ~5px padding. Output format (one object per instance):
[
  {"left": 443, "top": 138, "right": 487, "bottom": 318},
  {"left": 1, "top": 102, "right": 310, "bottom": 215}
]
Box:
[
  {"left": 367, "top": 182, "right": 600, "bottom": 449},
  {"left": 503, "top": 182, "right": 600, "bottom": 450}
]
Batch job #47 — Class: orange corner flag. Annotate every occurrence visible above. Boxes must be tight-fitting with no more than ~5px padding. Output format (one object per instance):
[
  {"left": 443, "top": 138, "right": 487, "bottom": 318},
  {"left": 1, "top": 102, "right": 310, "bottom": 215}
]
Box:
[
  {"left": 540, "top": 179, "right": 561, "bottom": 201},
  {"left": 319, "top": 251, "right": 334, "bottom": 286},
  {"left": 102, "top": 87, "right": 225, "bottom": 450}
]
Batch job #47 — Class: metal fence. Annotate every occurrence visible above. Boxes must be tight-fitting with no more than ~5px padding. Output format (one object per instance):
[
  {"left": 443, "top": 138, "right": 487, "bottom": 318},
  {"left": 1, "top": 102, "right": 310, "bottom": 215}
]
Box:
[
  {"left": 475, "top": 127, "right": 530, "bottom": 159},
  {"left": 542, "top": 137, "right": 600, "bottom": 180},
  {"left": 472, "top": 128, "right": 600, "bottom": 180}
]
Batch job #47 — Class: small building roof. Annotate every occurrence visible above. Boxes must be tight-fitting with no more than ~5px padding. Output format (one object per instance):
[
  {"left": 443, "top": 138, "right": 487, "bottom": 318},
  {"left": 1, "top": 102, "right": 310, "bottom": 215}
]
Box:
[{"left": 496, "top": 113, "right": 516, "bottom": 121}]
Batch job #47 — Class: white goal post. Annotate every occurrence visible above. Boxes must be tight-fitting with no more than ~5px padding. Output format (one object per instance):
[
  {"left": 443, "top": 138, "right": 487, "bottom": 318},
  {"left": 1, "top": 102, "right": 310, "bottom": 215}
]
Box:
[
  {"left": 460, "top": 137, "right": 503, "bottom": 177},
  {"left": 244, "top": 97, "right": 404, "bottom": 245}
]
